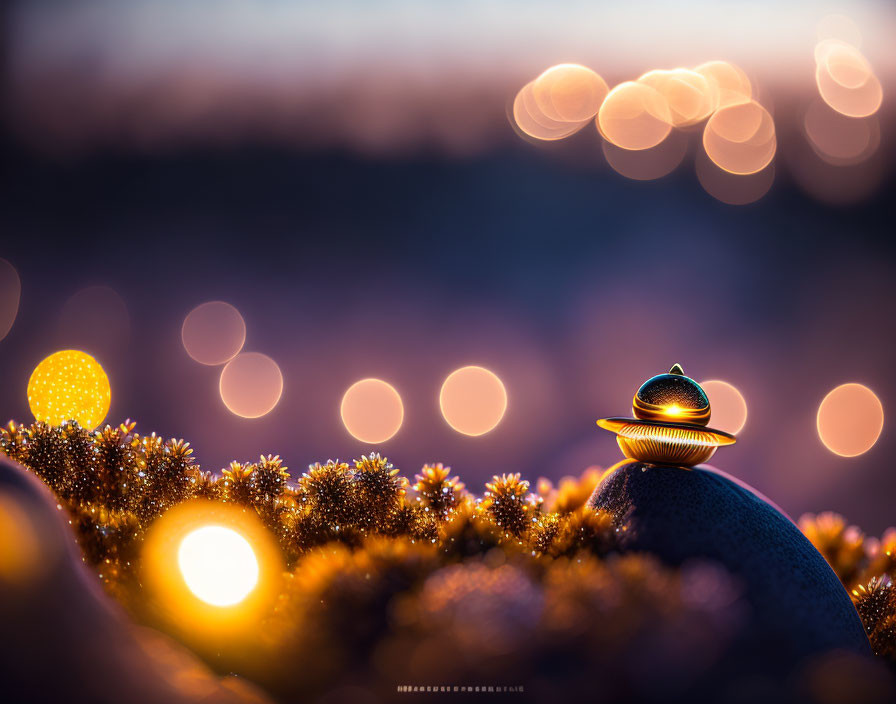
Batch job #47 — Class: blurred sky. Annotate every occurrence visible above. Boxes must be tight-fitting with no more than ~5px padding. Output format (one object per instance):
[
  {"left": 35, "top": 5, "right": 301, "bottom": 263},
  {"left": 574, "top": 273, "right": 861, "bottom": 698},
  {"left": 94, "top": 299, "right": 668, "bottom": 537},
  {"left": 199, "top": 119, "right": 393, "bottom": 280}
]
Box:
[{"left": 1, "top": 0, "right": 895, "bottom": 532}]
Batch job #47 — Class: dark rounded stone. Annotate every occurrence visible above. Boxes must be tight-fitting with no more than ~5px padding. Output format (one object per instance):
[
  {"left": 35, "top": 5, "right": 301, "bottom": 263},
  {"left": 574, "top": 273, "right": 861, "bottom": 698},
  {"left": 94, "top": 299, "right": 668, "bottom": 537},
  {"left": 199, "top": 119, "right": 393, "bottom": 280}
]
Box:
[{"left": 589, "top": 460, "right": 871, "bottom": 666}]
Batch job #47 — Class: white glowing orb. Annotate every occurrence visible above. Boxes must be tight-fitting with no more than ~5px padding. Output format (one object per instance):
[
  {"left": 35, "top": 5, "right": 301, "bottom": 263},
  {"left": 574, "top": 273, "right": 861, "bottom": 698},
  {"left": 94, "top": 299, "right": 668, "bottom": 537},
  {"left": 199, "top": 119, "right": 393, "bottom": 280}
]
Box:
[{"left": 177, "top": 525, "right": 259, "bottom": 607}]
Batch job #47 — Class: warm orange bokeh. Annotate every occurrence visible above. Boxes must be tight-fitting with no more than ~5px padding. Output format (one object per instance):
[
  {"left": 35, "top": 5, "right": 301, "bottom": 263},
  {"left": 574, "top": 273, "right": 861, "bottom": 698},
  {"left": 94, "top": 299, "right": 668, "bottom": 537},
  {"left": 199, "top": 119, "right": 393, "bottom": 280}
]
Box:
[
  {"left": 218, "top": 352, "right": 283, "bottom": 418},
  {"left": 181, "top": 301, "right": 246, "bottom": 366},
  {"left": 703, "top": 100, "right": 776, "bottom": 175},
  {"left": 638, "top": 68, "right": 716, "bottom": 127},
  {"left": 693, "top": 61, "right": 751, "bottom": 110},
  {"left": 0, "top": 492, "right": 47, "bottom": 585},
  {"left": 340, "top": 378, "right": 404, "bottom": 443},
  {"left": 597, "top": 81, "right": 671, "bottom": 151},
  {"left": 817, "top": 383, "right": 884, "bottom": 457},
  {"left": 533, "top": 64, "right": 608, "bottom": 123},
  {"left": 439, "top": 365, "right": 507, "bottom": 436},
  {"left": 142, "top": 500, "right": 283, "bottom": 641},
  {"left": 814, "top": 41, "right": 882, "bottom": 118},
  {"left": 700, "top": 379, "right": 748, "bottom": 435},
  {"left": 512, "top": 82, "right": 589, "bottom": 141}
]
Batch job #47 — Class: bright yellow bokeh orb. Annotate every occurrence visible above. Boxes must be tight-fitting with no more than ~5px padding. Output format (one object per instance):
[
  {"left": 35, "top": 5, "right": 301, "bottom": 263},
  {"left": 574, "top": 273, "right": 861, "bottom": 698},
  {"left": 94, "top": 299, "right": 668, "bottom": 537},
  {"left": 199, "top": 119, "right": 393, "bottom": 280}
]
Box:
[
  {"left": 178, "top": 525, "right": 259, "bottom": 607},
  {"left": 27, "top": 350, "right": 111, "bottom": 430}
]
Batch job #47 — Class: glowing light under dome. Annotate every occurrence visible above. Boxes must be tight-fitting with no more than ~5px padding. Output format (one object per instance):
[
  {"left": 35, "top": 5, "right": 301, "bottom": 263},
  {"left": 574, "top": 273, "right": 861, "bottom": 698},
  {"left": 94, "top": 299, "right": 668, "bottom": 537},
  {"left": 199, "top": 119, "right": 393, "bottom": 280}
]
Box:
[{"left": 177, "top": 525, "right": 260, "bottom": 607}]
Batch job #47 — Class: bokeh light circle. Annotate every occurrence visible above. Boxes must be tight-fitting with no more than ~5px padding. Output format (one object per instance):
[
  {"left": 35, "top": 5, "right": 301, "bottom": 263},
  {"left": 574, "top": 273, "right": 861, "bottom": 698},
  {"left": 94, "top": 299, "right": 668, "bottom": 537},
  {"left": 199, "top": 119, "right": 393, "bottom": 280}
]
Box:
[
  {"left": 598, "top": 81, "right": 671, "bottom": 151},
  {"left": 816, "top": 41, "right": 872, "bottom": 89},
  {"left": 143, "top": 501, "right": 283, "bottom": 636},
  {"left": 0, "top": 492, "right": 48, "bottom": 585},
  {"left": 0, "top": 258, "right": 21, "bottom": 342},
  {"left": 696, "top": 149, "right": 775, "bottom": 205},
  {"left": 703, "top": 100, "right": 776, "bottom": 175},
  {"left": 700, "top": 380, "right": 748, "bottom": 435},
  {"left": 694, "top": 61, "right": 751, "bottom": 109},
  {"left": 603, "top": 129, "right": 688, "bottom": 181},
  {"left": 533, "top": 64, "right": 608, "bottom": 123},
  {"left": 817, "top": 383, "right": 883, "bottom": 457},
  {"left": 803, "top": 99, "right": 879, "bottom": 166},
  {"left": 512, "top": 82, "right": 588, "bottom": 141},
  {"left": 638, "top": 68, "right": 716, "bottom": 127},
  {"left": 815, "top": 48, "right": 882, "bottom": 118},
  {"left": 182, "top": 301, "right": 247, "bottom": 366},
  {"left": 340, "top": 378, "right": 404, "bottom": 443},
  {"left": 27, "top": 350, "right": 111, "bottom": 429},
  {"left": 219, "top": 352, "right": 283, "bottom": 418},
  {"left": 439, "top": 365, "right": 507, "bottom": 437},
  {"left": 178, "top": 525, "right": 259, "bottom": 607}
]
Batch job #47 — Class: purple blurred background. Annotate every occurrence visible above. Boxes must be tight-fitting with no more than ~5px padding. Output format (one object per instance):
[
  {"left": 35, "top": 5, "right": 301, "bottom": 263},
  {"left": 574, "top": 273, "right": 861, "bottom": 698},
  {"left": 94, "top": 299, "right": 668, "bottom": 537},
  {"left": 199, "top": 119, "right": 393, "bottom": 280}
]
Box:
[{"left": 1, "top": 0, "right": 895, "bottom": 532}]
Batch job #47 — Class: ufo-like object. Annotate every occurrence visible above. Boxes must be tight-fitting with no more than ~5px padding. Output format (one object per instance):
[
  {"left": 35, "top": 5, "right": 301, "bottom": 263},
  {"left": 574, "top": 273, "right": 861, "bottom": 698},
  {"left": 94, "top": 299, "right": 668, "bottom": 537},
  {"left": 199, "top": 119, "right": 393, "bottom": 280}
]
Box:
[{"left": 597, "top": 364, "right": 736, "bottom": 466}]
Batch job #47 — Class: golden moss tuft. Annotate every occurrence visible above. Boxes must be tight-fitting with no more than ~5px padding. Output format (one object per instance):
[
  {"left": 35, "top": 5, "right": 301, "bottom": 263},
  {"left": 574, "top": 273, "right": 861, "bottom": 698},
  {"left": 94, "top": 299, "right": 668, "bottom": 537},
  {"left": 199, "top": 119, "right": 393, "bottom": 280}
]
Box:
[
  {"left": 481, "top": 473, "right": 533, "bottom": 538},
  {"left": 298, "top": 460, "right": 358, "bottom": 528},
  {"left": 852, "top": 577, "right": 896, "bottom": 655},
  {"left": 1, "top": 416, "right": 894, "bottom": 677},
  {"left": 222, "top": 461, "right": 256, "bottom": 505},
  {"left": 799, "top": 512, "right": 868, "bottom": 588},
  {"left": 413, "top": 463, "right": 466, "bottom": 519},
  {"left": 353, "top": 453, "right": 407, "bottom": 528},
  {"left": 252, "top": 454, "right": 290, "bottom": 505}
]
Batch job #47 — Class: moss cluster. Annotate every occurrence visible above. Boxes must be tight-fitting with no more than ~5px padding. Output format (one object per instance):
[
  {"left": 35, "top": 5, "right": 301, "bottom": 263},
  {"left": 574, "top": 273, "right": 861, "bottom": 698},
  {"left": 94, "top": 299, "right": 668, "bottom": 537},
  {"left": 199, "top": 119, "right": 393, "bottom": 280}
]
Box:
[
  {"left": 801, "top": 512, "right": 896, "bottom": 659},
  {"left": 0, "top": 420, "right": 618, "bottom": 573},
  {"left": 2, "top": 420, "right": 895, "bottom": 701}
]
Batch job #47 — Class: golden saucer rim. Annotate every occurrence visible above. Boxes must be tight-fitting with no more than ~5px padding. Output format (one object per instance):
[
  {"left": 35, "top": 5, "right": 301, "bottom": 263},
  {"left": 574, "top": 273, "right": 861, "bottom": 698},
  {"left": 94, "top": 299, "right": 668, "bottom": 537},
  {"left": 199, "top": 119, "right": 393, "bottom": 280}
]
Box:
[{"left": 596, "top": 417, "right": 737, "bottom": 444}]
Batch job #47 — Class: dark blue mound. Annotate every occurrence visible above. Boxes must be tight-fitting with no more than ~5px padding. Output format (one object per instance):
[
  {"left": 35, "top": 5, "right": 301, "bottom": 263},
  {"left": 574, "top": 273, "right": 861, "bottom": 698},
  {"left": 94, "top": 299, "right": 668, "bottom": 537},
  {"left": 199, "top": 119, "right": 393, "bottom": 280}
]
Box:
[{"left": 589, "top": 461, "right": 871, "bottom": 665}]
